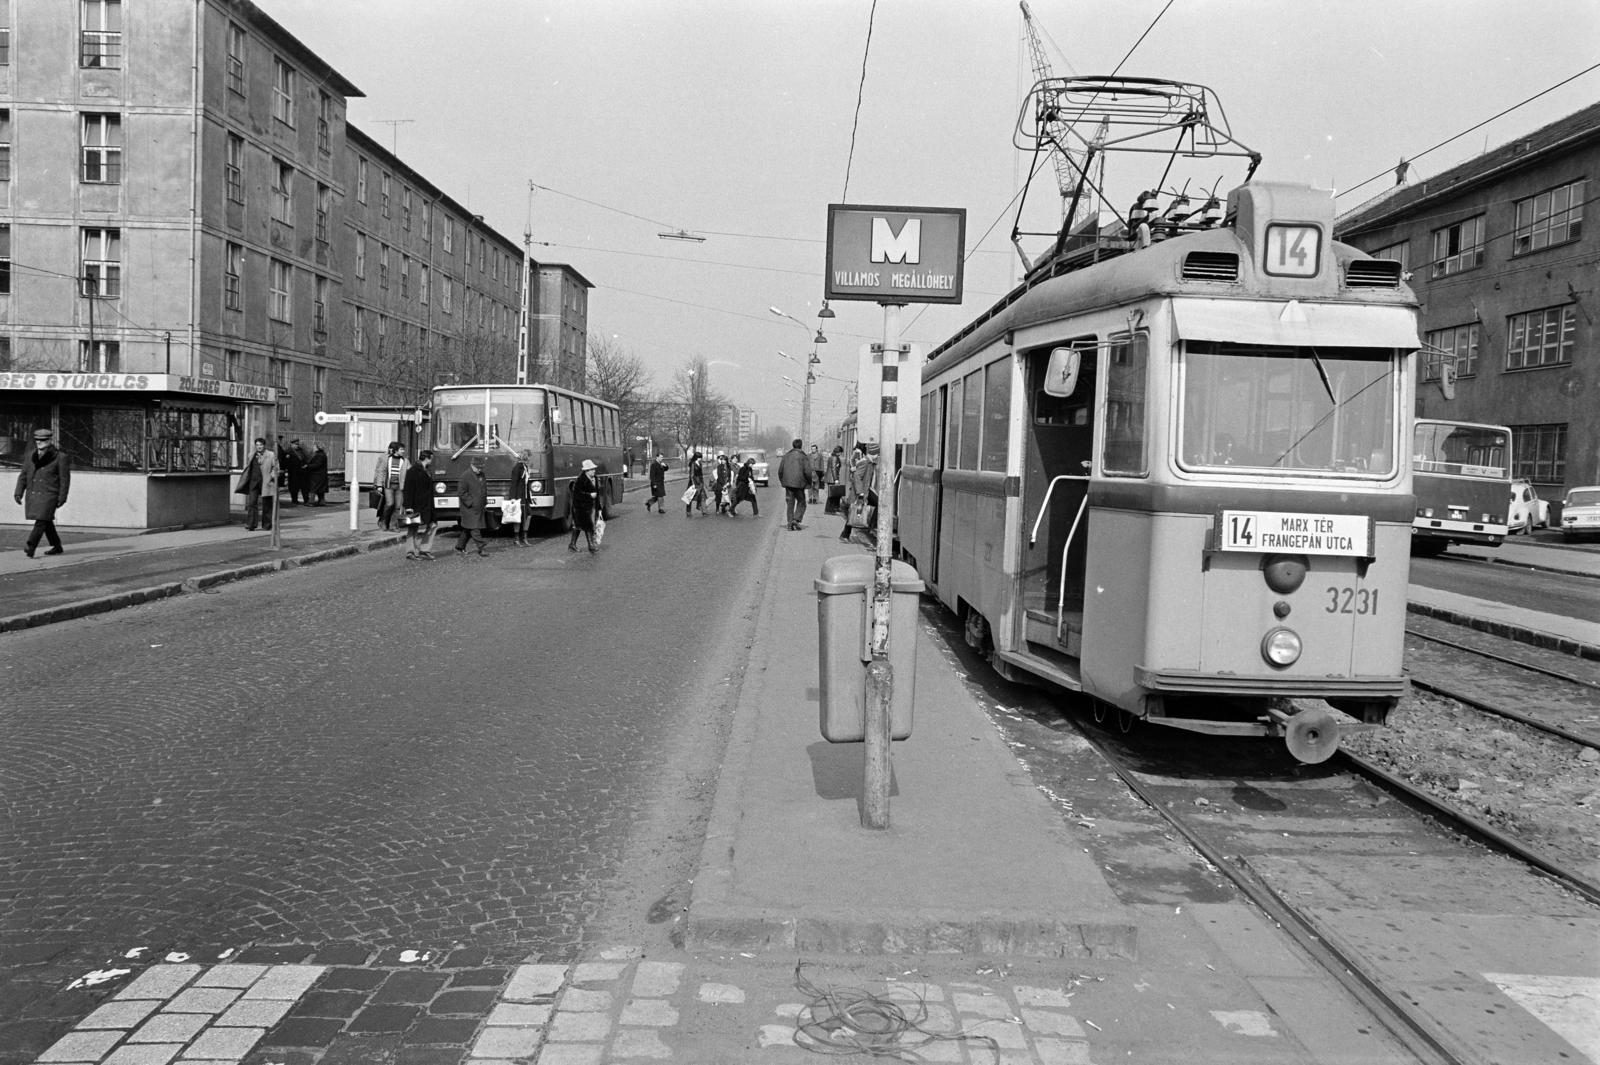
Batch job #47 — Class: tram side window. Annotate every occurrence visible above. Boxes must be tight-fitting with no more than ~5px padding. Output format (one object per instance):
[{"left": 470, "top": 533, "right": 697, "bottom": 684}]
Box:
[
  {"left": 959, "top": 369, "right": 983, "bottom": 470},
  {"left": 981, "top": 357, "right": 1010, "bottom": 472},
  {"left": 944, "top": 378, "right": 963, "bottom": 468},
  {"left": 1, "top": 404, "right": 52, "bottom": 467},
  {"left": 1101, "top": 332, "right": 1148, "bottom": 476}
]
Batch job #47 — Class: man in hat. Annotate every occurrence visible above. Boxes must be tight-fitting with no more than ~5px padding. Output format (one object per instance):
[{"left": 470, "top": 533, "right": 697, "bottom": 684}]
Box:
[
  {"left": 14, "top": 427, "right": 71, "bottom": 557},
  {"left": 455, "top": 453, "right": 489, "bottom": 557}
]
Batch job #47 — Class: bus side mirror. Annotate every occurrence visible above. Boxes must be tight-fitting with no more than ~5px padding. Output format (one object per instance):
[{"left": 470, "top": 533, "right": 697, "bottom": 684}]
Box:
[
  {"left": 1439, "top": 362, "right": 1456, "bottom": 401},
  {"left": 1044, "top": 346, "right": 1081, "bottom": 397}
]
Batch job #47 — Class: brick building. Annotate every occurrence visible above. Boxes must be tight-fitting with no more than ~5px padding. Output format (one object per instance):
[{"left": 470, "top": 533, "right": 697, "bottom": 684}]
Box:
[{"left": 1335, "top": 102, "right": 1600, "bottom": 501}]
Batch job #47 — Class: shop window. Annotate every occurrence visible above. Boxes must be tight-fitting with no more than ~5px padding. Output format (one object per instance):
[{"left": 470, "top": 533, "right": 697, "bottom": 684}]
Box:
[{"left": 60, "top": 405, "right": 142, "bottom": 470}]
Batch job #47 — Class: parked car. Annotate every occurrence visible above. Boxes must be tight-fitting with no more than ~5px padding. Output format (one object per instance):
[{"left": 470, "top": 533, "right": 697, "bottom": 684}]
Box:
[
  {"left": 1508, "top": 479, "right": 1551, "bottom": 534},
  {"left": 749, "top": 449, "right": 770, "bottom": 487},
  {"left": 1560, "top": 485, "right": 1600, "bottom": 541}
]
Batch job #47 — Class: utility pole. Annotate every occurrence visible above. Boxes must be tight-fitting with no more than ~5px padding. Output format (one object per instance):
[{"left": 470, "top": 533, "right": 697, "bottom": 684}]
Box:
[{"left": 517, "top": 182, "right": 533, "bottom": 384}]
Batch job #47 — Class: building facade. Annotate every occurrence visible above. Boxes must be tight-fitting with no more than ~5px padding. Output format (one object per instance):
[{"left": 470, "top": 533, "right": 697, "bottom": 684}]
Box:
[
  {"left": 1, "top": 0, "right": 561, "bottom": 517},
  {"left": 1335, "top": 102, "right": 1600, "bottom": 501},
  {"left": 531, "top": 261, "right": 591, "bottom": 391}
]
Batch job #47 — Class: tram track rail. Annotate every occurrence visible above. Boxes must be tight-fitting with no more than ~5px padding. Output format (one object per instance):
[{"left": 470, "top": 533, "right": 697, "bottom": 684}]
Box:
[{"left": 1403, "top": 625, "right": 1600, "bottom": 750}]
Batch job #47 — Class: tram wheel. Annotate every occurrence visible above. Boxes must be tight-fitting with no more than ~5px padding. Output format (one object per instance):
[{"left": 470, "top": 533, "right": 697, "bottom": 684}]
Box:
[{"left": 1284, "top": 707, "right": 1340, "bottom": 764}]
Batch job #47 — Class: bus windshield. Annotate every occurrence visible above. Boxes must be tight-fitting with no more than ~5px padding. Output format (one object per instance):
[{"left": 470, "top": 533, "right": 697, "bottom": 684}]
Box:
[
  {"left": 432, "top": 388, "right": 548, "bottom": 455},
  {"left": 1179, "top": 343, "right": 1398, "bottom": 476},
  {"left": 1413, "top": 422, "right": 1508, "bottom": 477}
]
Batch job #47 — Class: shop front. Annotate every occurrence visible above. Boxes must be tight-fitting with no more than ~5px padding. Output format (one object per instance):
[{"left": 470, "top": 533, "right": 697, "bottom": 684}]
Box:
[{"left": 1, "top": 371, "right": 277, "bottom": 530}]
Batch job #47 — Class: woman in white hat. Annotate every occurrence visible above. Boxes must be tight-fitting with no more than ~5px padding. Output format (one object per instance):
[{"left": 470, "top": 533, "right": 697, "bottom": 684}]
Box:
[{"left": 567, "top": 458, "right": 602, "bottom": 553}]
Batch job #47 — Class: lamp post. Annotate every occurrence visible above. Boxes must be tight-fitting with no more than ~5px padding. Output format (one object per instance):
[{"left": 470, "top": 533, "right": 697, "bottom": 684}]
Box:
[{"left": 770, "top": 307, "right": 827, "bottom": 444}]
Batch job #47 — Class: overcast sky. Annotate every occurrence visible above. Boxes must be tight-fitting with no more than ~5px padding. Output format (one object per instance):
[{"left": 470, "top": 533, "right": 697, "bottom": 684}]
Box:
[{"left": 271, "top": 0, "right": 1600, "bottom": 437}]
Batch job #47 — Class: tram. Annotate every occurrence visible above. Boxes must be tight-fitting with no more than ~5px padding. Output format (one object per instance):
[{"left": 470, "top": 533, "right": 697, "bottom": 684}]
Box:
[
  {"left": 427, "top": 383, "right": 623, "bottom": 528},
  {"left": 1410, "top": 418, "right": 1511, "bottom": 556},
  {"left": 895, "top": 80, "right": 1420, "bottom": 762}
]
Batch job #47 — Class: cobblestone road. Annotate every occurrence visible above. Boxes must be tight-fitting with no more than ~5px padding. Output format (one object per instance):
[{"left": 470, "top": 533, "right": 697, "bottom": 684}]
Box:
[{"left": 0, "top": 509, "right": 777, "bottom": 1061}]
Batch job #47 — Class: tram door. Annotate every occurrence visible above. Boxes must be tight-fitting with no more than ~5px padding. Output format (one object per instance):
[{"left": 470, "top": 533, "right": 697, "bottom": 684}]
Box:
[{"left": 1021, "top": 340, "right": 1097, "bottom": 629}]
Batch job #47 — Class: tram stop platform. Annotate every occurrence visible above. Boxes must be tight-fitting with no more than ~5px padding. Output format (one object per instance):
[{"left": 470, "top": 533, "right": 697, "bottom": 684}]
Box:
[{"left": 685, "top": 522, "right": 1136, "bottom": 958}]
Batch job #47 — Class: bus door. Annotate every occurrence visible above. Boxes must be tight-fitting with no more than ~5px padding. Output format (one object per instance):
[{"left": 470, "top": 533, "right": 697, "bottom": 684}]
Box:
[
  {"left": 1022, "top": 339, "right": 1097, "bottom": 631},
  {"left": 925, "top": 384, "right": 949, "bottom": 585}
]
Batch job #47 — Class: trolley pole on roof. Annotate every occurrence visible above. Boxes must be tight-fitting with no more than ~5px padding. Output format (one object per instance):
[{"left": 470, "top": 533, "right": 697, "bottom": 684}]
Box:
[{"left": 862, "top": 301, "right": 903, "bottom": 830}]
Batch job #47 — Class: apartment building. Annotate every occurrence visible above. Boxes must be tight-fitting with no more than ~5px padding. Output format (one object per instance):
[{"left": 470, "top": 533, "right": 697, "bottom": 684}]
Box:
[
  {"left": 1335, "top": 102, "right": 1600, "bottom": 497},
  {"left": 0, "top": 0, "right": 596, "bottom": 525}
]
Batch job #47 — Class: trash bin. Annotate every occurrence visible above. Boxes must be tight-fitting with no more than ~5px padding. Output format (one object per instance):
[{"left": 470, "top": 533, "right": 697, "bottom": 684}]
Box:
[{"left": 815, "top": 554, "right": 924, "bottom": 742}]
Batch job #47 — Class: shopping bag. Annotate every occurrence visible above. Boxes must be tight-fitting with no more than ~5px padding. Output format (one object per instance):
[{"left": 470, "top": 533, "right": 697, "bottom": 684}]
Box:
[
  {"left": 501, "top": 498, "right": 522, "bottom": 524},
  {"left": 681, "top": 485, "right": 697, "bottom": 506},
  {"left": 594, "top": 513, "right": 607, "bottom": 546},
  {"left": 849, "top": 498, "right": 869, "bottom": 529}
]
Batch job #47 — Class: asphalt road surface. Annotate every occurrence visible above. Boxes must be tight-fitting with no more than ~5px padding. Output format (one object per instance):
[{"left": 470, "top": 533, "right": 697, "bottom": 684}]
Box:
[{"left": 0, "top": 504, "right": 776, "bottom": 1005}]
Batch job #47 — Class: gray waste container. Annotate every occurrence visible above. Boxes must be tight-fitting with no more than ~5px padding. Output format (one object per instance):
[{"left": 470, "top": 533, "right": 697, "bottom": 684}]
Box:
[{"left": 815, "top": 554, "right": 924, "bottom": 742}]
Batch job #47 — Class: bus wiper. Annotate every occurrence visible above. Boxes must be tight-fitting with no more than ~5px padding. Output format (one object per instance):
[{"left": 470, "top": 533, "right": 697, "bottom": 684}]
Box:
[
  {"left": 451, "top": 434, "right": 479, "bottom": 461},
  {"left": 1309, "top": 346, "right": 1336, "bottom": 405}
]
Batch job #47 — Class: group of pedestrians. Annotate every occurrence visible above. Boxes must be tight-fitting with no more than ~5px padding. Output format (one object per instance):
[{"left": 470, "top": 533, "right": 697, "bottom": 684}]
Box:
[
  {"left": 276, "top": 436, "right": 329, "bottom": 507},
  {"left": 651, "top": 451, "right": 761, "bottom": 518}
]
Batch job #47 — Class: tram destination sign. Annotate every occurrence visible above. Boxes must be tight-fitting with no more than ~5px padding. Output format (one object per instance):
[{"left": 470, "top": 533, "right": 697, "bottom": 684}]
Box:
[
  {"left": 1218, "top": 510, "right": 1373, "bottom": 557},
  {"left": 825, "top": 204, "right": 966, "bottom": 304}
]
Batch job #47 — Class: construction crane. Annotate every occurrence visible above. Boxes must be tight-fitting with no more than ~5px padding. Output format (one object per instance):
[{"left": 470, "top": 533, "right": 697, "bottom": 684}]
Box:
[{"left": 1019, "top": 2, "right": 1092, "bottom": 240}]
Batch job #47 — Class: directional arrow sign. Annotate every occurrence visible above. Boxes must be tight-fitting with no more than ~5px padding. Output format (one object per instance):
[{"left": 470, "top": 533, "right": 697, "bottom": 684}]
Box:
[{"left": 314, "top": 411, "right": 353, "bottom": 425}]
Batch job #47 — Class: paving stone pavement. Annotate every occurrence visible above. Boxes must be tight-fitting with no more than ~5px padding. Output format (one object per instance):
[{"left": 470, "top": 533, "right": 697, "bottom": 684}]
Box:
[{"left": 31, "top": 945, "right": 1113, "bottom": 1065}]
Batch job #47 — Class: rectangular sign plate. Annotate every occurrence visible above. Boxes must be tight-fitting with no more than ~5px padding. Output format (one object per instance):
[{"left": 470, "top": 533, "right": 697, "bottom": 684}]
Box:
[
  {"left": 825, "top": 204, "right": 966, "bottom": 304},
  {"left": 1219, "top": 510, "right": 1372, "bottom": 556}
]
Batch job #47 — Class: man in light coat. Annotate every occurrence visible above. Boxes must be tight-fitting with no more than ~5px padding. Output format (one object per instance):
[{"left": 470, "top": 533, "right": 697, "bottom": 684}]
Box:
[
  {"left": 777, "top": 438, "right": 810, "bottom": 531},
  {"left": 14, "top": 427, "right": 71, "bottom": 557},
  {"left": 233, "top": 437, "right": 277, "bottom": 532}
]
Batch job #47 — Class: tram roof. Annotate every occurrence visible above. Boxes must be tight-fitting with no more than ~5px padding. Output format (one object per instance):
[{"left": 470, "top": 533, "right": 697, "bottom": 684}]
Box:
[{"left": 926, "top": 187, "right": 1417, "bottom": 377}]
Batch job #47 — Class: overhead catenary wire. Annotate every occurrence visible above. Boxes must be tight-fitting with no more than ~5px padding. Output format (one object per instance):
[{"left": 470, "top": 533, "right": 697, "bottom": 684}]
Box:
[{"left": 838, "top": 0, "right": 879, "bottom": 204}]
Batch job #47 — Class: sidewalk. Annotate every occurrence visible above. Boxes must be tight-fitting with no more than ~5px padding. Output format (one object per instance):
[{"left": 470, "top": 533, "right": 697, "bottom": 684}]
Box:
[{"left": 1407, "top": 538, "right": 1600, "bottom": 657}]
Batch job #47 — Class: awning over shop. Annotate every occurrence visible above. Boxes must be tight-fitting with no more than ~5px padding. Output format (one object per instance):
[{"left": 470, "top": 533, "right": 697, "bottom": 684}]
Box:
[{"left": 1170, "top": 299, "right": 1420, "bottom": 349}]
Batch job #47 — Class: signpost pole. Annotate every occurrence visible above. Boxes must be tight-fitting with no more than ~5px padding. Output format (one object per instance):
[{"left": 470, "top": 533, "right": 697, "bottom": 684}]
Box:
[
  {"left": 862, "top": 301, "right": 903, "bottom": 830},
  {"left": 348, "top": 414, "right": 361, "bottom": 533}
]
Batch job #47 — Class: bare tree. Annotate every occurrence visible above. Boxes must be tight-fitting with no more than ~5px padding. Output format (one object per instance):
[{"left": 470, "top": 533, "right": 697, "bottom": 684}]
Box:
[
  {"left": 665, "top": 356, "right": 731, "bottom": 454},
  {"left": 586, "top": 332, "right": 651, "bottom": 440}
]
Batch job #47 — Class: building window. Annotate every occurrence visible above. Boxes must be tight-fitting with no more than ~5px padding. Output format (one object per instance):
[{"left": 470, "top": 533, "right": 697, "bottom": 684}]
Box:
[
  {"left": 478, "top": 237, "right": 487, "bottom": 272},
  {"left": 1507, "top": 305, "right": 1576, "bottom": 370},
  {"left": 224, "top": 241, "right": 243, "bottom": 310},
  {"left": 0, "top": 110, "right": 10, "bottom": 182},
  {"left": 269, "top": 259, "right": 291, "bottom": 322},
  {"left": 378, "top": 244, "right": 389, "bottom": 289},
  {"left": 314, "top": 275, "right": 328, "bottom": 336},
  {"left": 79, "top": 340, "right": 121, "bottom": 372},
  {"left": 401, "top": 186, "right": 412, "bottom": 229},
  {"left": 272, "top": 59, "right": 295, "bottom": 127},
  {"left": 1422, "top": 323, "right": 1478, "bottom": 381},
  {"left": 226, "top": 21, "right": 245, "bottom": 95},
  {"left": 0, "top": 337, "right": 12, "bottom": 370},
  {"left": 1430, "top": 214, "right": 1485, "bottom": 277},
  {"left": 270, "top": 358, "right": 291, "bottom": 421},
  {"left": 313, "top": 366, "right": 327, "bottom": 412},
  {"left": 1512, "top": 179, "right": 1584, "bottom": 256},
  {"left": 1, "top": 28, "right": 11, "bottom": 66},
  {"left": 317, "top": 91, "right": 331, "bottom": 154},
  {"left": 380, "top": 172, "right": 390, "bottom": 218},
  {"left": 442, "top": 278, "right": 452, "bottom": 314},
  {"left": 1510, "top": 423, "right": 1567, "bottom": 483},
  {"left": 376, "top": 314, "right": 387, "bottom": 354},
  {"left": 400, "top": 256, "right": 410, "bottom": 298},
  {"left": 353, "top": 307, "right": 365, "bottom": 353},
  {"left": 315, "top": 183, "right": 330, "bottom": 244},
  {"left": 420, "top": 265, "right": 429, "bottom": 305},
  {"left": 0, "top": 225, "right": 10, "bottom": 295},
  {"left": 443, "top": 219, "right": 453, "bottom": 253},
  {"left": 1370, "top": 238, "right": 1409, "bottom": 272},
  {"left": 355, "top": 233, "right": 366, "bottom": 278},
  {"left": 225, "top": 133, "right": 244, "bottom": 204},
  {"left": 81, "top": 0, "right": 122, "bottom": 69},
  {"left": 421, "top": 202, "right": 432, "bottom": 246},
  {"left": 271, "top": 159, "right": 292, "bottom": 224},
  {"left": 356, "top": 155, "right": 367, "bottom": 204},
  {"left": 80, "top": 113, "right": 123, "bottom": 184},
  {"left": 81, "top": 228, "right": 121, "bottom": 298}
]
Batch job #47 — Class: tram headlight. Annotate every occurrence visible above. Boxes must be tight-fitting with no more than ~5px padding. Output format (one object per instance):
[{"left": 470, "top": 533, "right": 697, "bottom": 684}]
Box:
[
  {"left": 530, "top": 480, "right": 544, "bottom": 493},
  {"left": 1261, "top": 627, "right": 1302, "bottom": 668},
  {"left": 434, "top": 482, "right": 446, "bottom": 492},
  {"left": 1261, "top": 554, "right": 1309, "bottom": 594}
]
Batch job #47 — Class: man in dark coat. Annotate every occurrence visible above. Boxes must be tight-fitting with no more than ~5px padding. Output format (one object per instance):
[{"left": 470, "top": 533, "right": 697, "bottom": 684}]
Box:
[
  {"left": 777, "top": 438, "right": 809, "bottom": 530},
  {"left": 402, "top": 449, "right": 438, "bottom": 560},
  {"left": 303, "top": 445, "right": 329, "bottom": 506},
  {"left": 730, "top": 457, "right": 759, "bottom": 517},
  {"left": 14, "top": 427, "right": 70, "bottom": 557},
  {"left": 645, "top": 452, "right": 669, "bottom": 514},
  {"left": 278, "top": 435, "right": 304, "bottom": 505},
  {"left": 454, "top": 454, "right": 489, "bottom": 557}
]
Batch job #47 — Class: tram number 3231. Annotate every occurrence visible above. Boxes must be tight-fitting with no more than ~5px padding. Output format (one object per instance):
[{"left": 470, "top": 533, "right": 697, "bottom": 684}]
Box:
[{"left": 1326, "top": 587, "right": 1380, "bottom": 615}]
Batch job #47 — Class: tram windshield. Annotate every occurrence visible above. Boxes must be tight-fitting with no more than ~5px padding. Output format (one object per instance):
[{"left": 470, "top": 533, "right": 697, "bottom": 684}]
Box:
[
  {"left": 1178, "top": 343, "right": 1397, "bottom": 476},
  {"left": 431, "top": 388, "right": 548, "bottom": 455}
]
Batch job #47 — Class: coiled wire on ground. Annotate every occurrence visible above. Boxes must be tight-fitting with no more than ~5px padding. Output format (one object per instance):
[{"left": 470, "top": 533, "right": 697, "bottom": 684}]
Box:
[{"left": 792, "top": 961, "right": 1002, "bottom": 1062}]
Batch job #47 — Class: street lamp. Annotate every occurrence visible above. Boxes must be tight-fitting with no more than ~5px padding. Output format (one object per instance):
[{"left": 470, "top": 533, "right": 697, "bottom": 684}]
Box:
[{"left": 770, "top": 306, "right": 827, "bottom": 444}]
